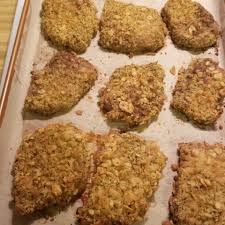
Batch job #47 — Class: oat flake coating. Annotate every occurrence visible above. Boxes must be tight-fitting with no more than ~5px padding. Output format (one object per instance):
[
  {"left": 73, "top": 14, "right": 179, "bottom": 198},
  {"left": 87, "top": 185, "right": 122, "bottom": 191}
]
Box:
[
  {"left": 99, "top": 63, "right": 165, "bottom": 128},
  {"left": 161, "top": 0, "right": 219, "bottom": 51},
  {"left": 99, "top": 0, "right": 167, "bottom": 54},
  {"left": 41, "top": 0, "right": 98, "bottom": 53},
  {"left": 12, "top": 123, "right": 93, "bottom": 215},
  {"left": 77, "top": 132, "right": 166, "bottom": 225},
  {"left": 170, "top": 142, "right": 225, "bottom": 225},
  {"left": 171, "top": 58, "right": 225, "bottom": 127},
  {"left": 24, "top": 51, "right": 98, "bottom": 116}
]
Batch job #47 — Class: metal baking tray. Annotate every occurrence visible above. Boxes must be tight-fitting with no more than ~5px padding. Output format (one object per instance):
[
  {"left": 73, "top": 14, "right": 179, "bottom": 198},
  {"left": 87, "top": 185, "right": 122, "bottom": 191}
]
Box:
[{"left": 1, "top": 0, "right": 225, "bottom": 225}]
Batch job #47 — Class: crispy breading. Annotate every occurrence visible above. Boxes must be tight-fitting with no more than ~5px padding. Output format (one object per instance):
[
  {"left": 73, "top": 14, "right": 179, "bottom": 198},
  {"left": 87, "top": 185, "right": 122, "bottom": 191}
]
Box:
[
  {"left": 41, "top": 0, "right": 98, "bottom": 53},
  {"left": 170, "top": 142, "right": 225, "bottom": 225},
  {"left": 77, "top": 132, "right": 166, "bottom": 225},
  {"left": 12, "top": 123, "right": 93, "bottom": 215},
  {"left": 161, "top": 0, "right": 219, "bottom": 51},
  {"left": 99, "top": 0, "right": 167, "bottom": 54},
  {"left": 98, "top": 63, "right": 165, "bottom": 128},
  {"left": 24, "top": 51, "right": 98, "bottom": 116},
  {"left": 171, "top": 58, "right": 225, "bottom": 127}
]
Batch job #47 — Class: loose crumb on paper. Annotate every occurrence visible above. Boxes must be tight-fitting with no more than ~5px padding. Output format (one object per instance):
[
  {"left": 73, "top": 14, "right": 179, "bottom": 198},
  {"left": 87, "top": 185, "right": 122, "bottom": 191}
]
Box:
[
  {"left": 76, "top": 110, "right": 83, "bottom": 116},
  {"left": 170, "top": 66, "right": 176, "bottom": 75}
]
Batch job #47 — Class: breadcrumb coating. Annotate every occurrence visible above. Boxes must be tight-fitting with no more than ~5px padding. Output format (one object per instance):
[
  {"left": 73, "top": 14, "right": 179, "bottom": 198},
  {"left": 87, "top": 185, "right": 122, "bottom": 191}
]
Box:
[
  {"left": 170, "top": 142, "right": 225, "bottom": 225},
  {"left": 161, "top": 0, "right": 219, "bottom": 51},
  {"left": 99, "top": 63, "right": 165, "bottom": 128},
  {"left": 12, "top": 123, "right": 93, "bottom": 215},
  {"left": 24, "top": 51, "right": 98, "bottom": 116},
  {"left": 99, "top": 0, "right": 167, "bottom": 54},
  {"left": 171, "top": 58, "right": 225, "bottom": 127},
  {"left": 41, "top": 0, "right": 98, "bottom": 53},
  {"left": 77, "top": 132, "right": 166, "bottom": 225}
]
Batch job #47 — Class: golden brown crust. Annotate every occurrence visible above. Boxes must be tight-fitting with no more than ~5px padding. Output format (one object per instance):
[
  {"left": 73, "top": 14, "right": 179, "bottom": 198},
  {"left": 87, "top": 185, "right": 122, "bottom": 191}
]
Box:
[
  {"left": 41, "top": 0, "right": 98, "bottom": 53},
  {"left": 77, "top": 132, "right": 166, "bottom": 225},
  {"left": 98, "top": 63, "right": 165, "bottom": 128},
  {"left": 12, "top": 123, "right": 93, "bottom": 215},
  {"left": 161, "top": 0, "right": 219, "bottom": 51},
  {"left": 170, "top": 142, "right": 225, "bottom": 225},
  {"left": 99, "top": 0, "right": 167, "bottom": 54},
  {"left": 24, "top": 51, "right": 98, "bottom": 116},
  {"left": 171, "top": 58, "right": 225, "bottom": 127}
]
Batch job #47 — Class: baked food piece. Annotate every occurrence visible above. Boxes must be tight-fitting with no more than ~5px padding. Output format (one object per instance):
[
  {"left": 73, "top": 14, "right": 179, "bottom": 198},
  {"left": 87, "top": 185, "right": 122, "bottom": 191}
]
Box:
[
  {"left": 161, "top": 0, "right": 219, "bottom": 51},
  {"left": 169, "top": 142, "right": 225, "bottom": 225},
  {"left": 99, "top": 63, "right": 165, "bottom": 128},
  {"left": 24, "top": 51, "right": 98, "bottom": 116},
  {"left": 99, "top": 0, "right": 167, "bottom": 54},
  {"left": 41, "top": 0, "right": 98, "bottom": 53},
  {"left": 77, "top": 132, "right": 166, "bottom": 225},
  {"left": 171, "top": 58, "right": 225, "bottom": 127},
  {"left": 12, "top": 123, "right": 93, "bottom": 215}
]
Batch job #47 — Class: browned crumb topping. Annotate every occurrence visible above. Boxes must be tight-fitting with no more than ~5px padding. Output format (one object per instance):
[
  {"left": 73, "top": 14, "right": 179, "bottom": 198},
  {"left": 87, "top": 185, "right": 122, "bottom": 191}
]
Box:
[
  {"left": 41, "top": 0, "right": 98, "bottom": 53},
  {"left": 170, "top": 142, "right": 225, "bottom": 225},
  {"left": 161, "top": 0, "right": 219, "bottom": 51},
  {"left": 24, "top": 52, "right": 98, "bottom": 116},
  {"left": 77, "top": 132, "right": 166, "bottom": 225},
  {"left": 99, "top": 63, "right": 165, "bottom": 128},
  {"left": 12, "top": 123, "right": 93, "bottom": 215},
  {"left": 171, "top": 58, "right": 225, "bottom": 127},
  {"left": 99, "top": 0, "right": 167, "bottom": 54}
]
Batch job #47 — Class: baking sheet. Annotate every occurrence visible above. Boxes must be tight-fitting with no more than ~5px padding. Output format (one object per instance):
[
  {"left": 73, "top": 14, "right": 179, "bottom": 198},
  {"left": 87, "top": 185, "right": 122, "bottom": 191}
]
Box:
[{"left": 1, "top": 0, "right": 225, "bottom": 224}]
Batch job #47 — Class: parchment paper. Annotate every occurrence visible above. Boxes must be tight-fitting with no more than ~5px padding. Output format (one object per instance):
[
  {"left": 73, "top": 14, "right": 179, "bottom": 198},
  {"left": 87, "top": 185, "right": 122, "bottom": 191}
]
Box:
[{"left": 1, "top": 1, "right": 225, "bottom": 225}]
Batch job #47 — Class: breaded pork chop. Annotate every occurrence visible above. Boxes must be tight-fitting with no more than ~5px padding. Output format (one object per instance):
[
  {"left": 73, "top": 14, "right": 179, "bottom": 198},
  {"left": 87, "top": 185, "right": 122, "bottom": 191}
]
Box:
[
  {"left": 171, "top": 58, "right": 225, "bottom": 127},
  {"left": 41, "top": 0, "right": 98, "bottom": 53},
  {"left": 24, "top": 51, "right": 98, "bottom": 116},
  {"left": 99, "top": 63, "right": 165, "bottom": 129},
  {"left": 161, "top": 0, "right": 219, "bottom": 51},
  {"left": 12, "top": 123, "right": 93, "bottom": 215},
  {"left": 169, "top": 142, "right": 225, "bottom": 225},
  {"left": 99, "top": 0, "right": 167, "bottom": 54},
  {"left": 77, "top": 132, "right": 166, "bottom": 225}
]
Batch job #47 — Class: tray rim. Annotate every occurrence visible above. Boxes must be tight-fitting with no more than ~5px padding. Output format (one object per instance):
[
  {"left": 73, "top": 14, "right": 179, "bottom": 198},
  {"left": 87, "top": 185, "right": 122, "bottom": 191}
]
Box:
[{"left": 0, "top": 0, "right": 30, "bottom": 127}]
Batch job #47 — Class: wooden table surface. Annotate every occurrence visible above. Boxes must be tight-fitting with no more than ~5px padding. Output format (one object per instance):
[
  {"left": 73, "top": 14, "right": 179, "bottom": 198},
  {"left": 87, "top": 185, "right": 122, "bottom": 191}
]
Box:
[{"left": 0, "top": 0, "right": 18, "bottom": 77}]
